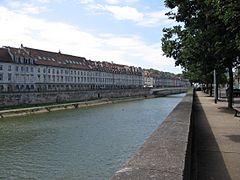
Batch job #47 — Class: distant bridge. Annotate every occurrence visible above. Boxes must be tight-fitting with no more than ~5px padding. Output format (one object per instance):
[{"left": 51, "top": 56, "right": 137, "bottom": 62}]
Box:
[{"left": 150, "top": 87, "right": 188, "bottom": 96}]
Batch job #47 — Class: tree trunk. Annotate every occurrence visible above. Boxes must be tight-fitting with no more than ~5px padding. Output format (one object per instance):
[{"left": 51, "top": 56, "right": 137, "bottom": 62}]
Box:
[
  {"left": 216, "top": 72, "right": 218, "bottom": 103},
  {"left": 228, "top": 66, "right": 233, "bottom": 108},
  {"left": 210, "top": 83, "right": 213, "bottom": 97}
]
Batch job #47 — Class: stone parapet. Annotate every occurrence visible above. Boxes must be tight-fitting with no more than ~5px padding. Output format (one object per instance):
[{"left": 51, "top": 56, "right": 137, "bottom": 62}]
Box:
[{"left": 111, "top": 89, "right": 194, "bottom": 180}]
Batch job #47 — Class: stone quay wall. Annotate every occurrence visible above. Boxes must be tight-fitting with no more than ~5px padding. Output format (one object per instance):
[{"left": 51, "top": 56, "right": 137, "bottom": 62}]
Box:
[
  {"left": 0, "top": 88, "right": 150, "bottom": 107},
  {"left": 111, "top": 89, "right": 194, "bottom": 180},
  {"left": 0, "top": 88, "right": 188, "bottom": 107}
]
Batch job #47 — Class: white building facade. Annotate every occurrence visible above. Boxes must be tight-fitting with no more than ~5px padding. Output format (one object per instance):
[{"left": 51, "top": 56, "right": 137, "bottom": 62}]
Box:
[{"left": 0, "top": 45, "right": 144, "bottom": 92}]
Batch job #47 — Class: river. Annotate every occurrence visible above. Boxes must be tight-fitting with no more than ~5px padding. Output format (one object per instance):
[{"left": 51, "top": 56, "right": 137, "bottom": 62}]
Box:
[{"left": 0, "top": 93, "right": 185, "bottom": 179}]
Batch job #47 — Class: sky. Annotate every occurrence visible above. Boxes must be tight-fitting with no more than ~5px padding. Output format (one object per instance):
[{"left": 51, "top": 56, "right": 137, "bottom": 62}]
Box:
[{"left": 0, "top": 0, "right": 182, "bottom": 73}]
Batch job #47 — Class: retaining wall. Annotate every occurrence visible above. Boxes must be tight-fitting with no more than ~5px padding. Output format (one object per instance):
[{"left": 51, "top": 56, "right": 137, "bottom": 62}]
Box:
[
  {"left": 111, "top": 89, "right": 194, "bottom": 180},
  {"left": 0, "top": 88, "right": 150, "bottom": 107}
]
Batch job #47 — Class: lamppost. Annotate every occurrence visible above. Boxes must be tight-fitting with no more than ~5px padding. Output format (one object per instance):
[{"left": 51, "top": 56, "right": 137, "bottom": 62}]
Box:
[{"left": 214, "top": 69, "right": 218, "bottom": 104}]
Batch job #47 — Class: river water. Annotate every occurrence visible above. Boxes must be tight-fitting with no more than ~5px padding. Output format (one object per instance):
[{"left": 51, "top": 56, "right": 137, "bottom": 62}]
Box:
[{"left": 0, "top": 94, "right": 185, "bottom": 179}]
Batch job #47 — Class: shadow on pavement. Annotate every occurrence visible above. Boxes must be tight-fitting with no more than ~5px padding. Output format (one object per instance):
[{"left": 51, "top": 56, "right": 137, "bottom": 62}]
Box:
[
  {"left": 226, "top": 135, "right": 240, "bottom": 143},
  {"left": 191, "top": 94, "right": 231, "bottom": 180},
  {"left": 217, "top": 107, "right": 235, "bottom": 115}
]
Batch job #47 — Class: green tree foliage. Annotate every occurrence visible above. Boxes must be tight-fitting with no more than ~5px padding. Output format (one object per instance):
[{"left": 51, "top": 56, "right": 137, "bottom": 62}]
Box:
[{"left": 162, "top": 0, "right": 240, "bottom": 108}]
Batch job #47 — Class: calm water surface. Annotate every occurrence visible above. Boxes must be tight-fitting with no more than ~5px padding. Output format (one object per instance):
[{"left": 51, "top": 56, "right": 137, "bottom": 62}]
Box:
[{"left": 0, "top": 94, "right": 185, "bottom": 179}]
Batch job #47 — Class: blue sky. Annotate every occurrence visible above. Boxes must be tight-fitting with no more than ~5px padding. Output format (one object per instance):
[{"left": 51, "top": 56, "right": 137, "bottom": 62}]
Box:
[{"left": 0, "top": 0, "right": 182, "bottom": 73}]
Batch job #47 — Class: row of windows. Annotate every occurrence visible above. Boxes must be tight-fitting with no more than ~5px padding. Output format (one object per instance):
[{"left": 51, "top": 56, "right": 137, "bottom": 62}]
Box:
[
  {"left": 0, "top": 73, "right": 142, "bottom": 86},
  {"left": 0, "top": 83, "right": 143, "bottom": 92},
  {"left": 16, "top": 66, "right": 34, "bottom": 73},
  {"left": 1, "top": 64, "right": 142, "bottom": 82},
  {"left": 0, "top": 65, "right": 11, "bottom": 71},
  {"left": 0, "top": 73, "right": 12, "bottom": 81},
  {"left": 37, "top": 67, "right": 117, "bottom": 77},
  {"left": 14, "top": 57, "right": 34, "bottom": 65}
]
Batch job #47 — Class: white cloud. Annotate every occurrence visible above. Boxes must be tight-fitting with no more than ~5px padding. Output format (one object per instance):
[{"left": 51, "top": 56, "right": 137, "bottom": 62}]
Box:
[
  {"left": 105, "top": 0, "right": 120, "bottom": 4},
  {"left": 79, "top": 0, "right": 95, "bottom": 4},
  {"left": 84, "top": 3, "right": 175, "bottom": 27},
  {"left": 36, "top": 0, "right": 50, "bottom": 3},
  {"left": 137, "top": 9, "right": 173, "bottom": 27},
  {"left": 4, "top": 0, "right": 47, "bottom": 15},
  {"left": 104, "top": 6, "right": 143, "bottom": 22},
  {"left": 21, "top": 3, "right": 46, "bottom": 14},
  {"left": 0, "top": 6, "right": 181, "bottom": 73},
  {"left": 125, "top": 0, "right": 139, "bottom": 2},
  {"left": 79, "top": 0, "right": 138, "bottom": 5},
  {"left": 77, "top": 0, "right": 173, "bottom": 27}
]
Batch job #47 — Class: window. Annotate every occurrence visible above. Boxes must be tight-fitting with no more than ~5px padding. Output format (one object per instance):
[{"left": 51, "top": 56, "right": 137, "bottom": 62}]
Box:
[
  {"left": 16, "top": 66, "right": 19, "bottom": 72},
  {"left": 8, "top": 73, "right": 12, "bottom": 81},
  {"left": 31, "top": 67, "right": 34, "bottom": 72},
  {"left": 0, "top": 65, "right": 3, "bottom": 70},
  {"left": 0, "top": 74, "right": 3, "bottom": 81},
  {"left": 0, "top": 85, "right": 4, "bottom": 90}
]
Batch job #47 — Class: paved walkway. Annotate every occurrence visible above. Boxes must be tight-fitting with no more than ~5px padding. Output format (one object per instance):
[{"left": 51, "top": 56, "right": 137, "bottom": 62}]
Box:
[{"left": 193, "top": 91, "right": 240, "bottom": 180}]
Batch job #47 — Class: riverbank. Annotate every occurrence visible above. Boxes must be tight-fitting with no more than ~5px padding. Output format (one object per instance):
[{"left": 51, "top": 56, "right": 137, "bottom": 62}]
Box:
[
  {"left": 0, "top": 87, "right": 187, "bottom": 119},
  {"left": 0, "top": 96, "right": 145, "bottom": 119}
]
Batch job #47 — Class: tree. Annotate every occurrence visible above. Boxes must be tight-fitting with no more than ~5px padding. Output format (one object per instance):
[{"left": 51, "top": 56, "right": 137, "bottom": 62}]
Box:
[{"left": 162, "top": 0, "right": 240, "bottom": 108}]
